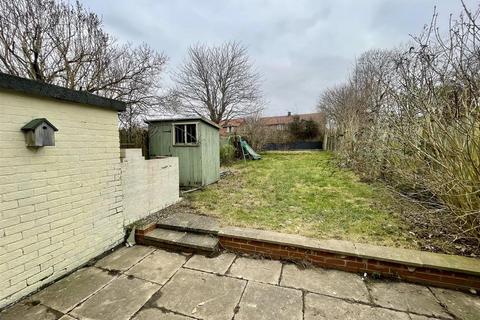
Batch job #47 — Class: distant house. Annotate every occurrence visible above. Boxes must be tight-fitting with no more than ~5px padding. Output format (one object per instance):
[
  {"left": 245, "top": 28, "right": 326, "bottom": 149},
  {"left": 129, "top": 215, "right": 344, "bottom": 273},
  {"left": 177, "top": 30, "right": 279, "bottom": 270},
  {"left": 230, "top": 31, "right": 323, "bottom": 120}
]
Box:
[
  {"left": 220, "top": 112, "right": 325, "bottom": 136},
  {"left": 219, "top": 118, "right": 245, "bottom": 136},
  {"left": 260, "top": 112, "right": 324, "bottom": 131}
]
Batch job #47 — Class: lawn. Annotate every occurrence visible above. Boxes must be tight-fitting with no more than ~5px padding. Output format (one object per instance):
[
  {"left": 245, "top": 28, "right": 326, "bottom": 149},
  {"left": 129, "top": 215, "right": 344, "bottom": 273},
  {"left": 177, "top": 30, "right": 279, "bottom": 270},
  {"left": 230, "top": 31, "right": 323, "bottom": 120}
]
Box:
[{"left": 187, "top": 151, "right": 416, "bottom": 248}]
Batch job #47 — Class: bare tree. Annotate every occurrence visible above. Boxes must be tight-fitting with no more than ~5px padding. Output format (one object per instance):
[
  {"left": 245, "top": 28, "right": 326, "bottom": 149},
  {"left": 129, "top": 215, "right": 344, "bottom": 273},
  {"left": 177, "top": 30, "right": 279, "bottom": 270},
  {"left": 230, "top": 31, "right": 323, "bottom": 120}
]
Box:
[
  {"left": 171, "top": 41, "right": 263, "bottom": 123},
  {"left": 0, "top": 0, "right": 168, "bottom": 138}
]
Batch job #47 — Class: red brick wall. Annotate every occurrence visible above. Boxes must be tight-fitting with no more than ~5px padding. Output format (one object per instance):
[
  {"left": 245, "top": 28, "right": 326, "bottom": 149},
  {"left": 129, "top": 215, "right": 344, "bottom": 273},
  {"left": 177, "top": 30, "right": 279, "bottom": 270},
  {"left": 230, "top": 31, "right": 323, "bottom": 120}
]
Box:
[{"left": 219, "top": 236, "right": 480, "bottom": 293}]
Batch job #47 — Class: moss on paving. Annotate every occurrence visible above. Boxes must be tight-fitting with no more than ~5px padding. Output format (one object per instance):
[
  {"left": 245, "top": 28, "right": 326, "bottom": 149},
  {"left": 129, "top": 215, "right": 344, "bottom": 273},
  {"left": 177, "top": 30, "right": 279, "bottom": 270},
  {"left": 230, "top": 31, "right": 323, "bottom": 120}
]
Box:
[{"left": 187, "top": 152, "right": 417, "bottom": 248}]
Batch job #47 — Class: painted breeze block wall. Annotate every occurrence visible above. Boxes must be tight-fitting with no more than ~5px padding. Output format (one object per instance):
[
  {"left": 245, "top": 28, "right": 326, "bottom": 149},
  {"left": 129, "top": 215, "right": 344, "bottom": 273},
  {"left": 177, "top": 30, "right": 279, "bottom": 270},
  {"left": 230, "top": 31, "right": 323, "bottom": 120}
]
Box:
[
  {"left": 0, "top": 91, "right": 124, "bottom": 308},
  {"left": 121, "top": 149, "right": 179, "bottom": 225}
]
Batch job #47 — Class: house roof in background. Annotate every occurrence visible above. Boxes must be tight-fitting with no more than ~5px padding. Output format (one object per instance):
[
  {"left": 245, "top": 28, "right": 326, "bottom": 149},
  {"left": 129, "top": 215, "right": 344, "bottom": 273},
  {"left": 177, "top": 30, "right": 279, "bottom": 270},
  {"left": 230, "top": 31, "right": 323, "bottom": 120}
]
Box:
[
  {"left": 146, "top": 117, "right": 221, "bottom": 130},
  {"left": 220, "top": 118, "right": 245, "bottom": 128},
  {"left": 0, "top": 72, "right": 126, "bottom": 112},
  {"left": 221, "top": 112, "right": 324, "bottom": 127},
  {"left": 260, "top": 112, "right": 324, "bottom": 126}
]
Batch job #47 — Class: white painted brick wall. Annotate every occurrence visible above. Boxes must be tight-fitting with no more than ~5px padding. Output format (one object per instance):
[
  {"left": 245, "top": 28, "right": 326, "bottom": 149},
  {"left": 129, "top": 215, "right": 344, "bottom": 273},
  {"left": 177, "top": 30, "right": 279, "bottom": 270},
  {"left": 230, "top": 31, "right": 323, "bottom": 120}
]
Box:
[
  {"left": 121, "top": 149, "right": 180, "bottom": 225},
  {"left": 0, "top": 91, "right": 124, "bottom": 308}
]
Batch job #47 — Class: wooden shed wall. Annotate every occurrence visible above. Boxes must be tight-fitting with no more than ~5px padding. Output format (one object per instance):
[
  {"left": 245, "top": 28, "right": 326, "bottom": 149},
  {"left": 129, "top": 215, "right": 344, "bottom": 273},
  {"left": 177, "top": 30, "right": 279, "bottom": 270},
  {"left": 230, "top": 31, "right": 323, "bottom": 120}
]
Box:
[
  {"left": 149, "top": 122, "right": 203, "bottom": 186},
  {"left": 200, "top": 123, "right": 220, "bottom": 185}
]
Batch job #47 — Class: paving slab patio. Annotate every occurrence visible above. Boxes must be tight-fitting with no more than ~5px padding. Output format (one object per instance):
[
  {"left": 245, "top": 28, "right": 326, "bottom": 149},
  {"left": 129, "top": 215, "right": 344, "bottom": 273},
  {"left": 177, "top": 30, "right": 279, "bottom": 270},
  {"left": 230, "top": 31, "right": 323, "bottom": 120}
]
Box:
[
  {"left": 430, "top": 287, "right": 480, "bottom": 320},
  {"left": 0, "top": 301, "right": 61, "bottom": 320},
  {"left": 133, "top": 307, "right": 194, "bottom": 320},
  {"left": 70, "top": 275, "right": 160, "bottom": 320},
  {"left": 1, "top": 245, "right": 479, "bottom": 320},
  {"left": 29, "top": 267, "right": 114, "bottom": 313},
  {"left": 228, "top": 256, "right": 282, "bottom": 284},
  {"left": 184, "top": 252, "right": 236, "bottom": 274},
  {"left": 409, "top": 315, "right": 442, "bottom": 320},
  {"left": 154, "top": 268, "right": 246, "bottom": 320},
  {"left": 281, "top": 263, "right": 370, "bottom": 302},
  {"left": 304, "top": 293, "right": 411, "bottom": 320},
  {"left": 234, "top": 281, "right": 302, "bottom": 320},
  {"left": 95, "top": 245, "right": 155, "bottom": 271},
  {"left": 126, "top": 250, "right": 187, "bottom": 284},
  {"left": 368, "top": 281, "right": 451, "bottom": 318}
]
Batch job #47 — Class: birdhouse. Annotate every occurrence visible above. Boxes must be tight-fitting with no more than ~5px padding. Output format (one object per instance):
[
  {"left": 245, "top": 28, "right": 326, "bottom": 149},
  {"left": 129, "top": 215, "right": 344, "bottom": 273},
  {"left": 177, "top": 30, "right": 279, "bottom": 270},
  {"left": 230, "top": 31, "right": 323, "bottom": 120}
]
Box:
[{"left": 21, "top": 118, "right": 58, "bottom": 147}]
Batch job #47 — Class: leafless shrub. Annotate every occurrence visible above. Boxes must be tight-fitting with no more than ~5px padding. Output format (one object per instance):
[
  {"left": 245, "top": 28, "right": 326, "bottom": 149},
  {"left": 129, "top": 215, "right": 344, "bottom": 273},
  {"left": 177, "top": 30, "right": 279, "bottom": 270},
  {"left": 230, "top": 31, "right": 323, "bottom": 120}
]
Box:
[
  {"left": 236, "top": 112, "right": 269, "bottom": 150},
  {"left": 319, "top": 3, "right": 480, "bottom": 245}
]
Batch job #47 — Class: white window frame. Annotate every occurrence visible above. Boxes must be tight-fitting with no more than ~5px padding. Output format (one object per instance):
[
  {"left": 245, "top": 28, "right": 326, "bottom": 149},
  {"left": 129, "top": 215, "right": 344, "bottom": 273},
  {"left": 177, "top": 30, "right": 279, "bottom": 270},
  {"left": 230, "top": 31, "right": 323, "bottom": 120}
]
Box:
[{"left": 172, "top": 122, "right": 199, "bottom": 146}]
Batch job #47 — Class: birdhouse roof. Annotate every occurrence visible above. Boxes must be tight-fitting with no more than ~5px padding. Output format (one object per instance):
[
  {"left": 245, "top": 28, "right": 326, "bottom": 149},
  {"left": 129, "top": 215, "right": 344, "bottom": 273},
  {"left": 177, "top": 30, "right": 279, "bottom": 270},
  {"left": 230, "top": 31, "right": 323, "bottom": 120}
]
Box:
[{"left": 21, "top": 118, "right": 58, "bottom": 131}]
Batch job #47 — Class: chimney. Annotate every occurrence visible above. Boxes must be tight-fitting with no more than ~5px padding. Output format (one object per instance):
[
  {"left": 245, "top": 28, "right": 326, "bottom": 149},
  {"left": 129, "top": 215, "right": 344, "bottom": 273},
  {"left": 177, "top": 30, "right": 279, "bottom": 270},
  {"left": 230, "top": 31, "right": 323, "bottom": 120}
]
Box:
[{"left": 287, "top": 111, "right": 291, "bottom": 117}]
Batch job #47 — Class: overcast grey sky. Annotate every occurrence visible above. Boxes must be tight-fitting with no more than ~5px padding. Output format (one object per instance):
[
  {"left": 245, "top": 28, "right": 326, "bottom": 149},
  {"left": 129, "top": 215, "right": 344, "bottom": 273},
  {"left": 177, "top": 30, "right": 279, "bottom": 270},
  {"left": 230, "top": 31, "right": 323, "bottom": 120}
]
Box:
[{"left": 82, "top": 0, "right": 476, "bottom": 116}]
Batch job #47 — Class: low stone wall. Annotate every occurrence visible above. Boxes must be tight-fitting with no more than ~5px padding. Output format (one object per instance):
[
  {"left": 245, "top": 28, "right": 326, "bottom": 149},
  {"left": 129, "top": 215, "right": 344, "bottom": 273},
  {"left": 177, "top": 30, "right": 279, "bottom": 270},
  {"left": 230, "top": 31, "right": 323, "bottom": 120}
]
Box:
[
  {"left": 121, "top": 149, "right": 179, "bottom": 225},
  {"left": 218, "top": 227, "right": 480, "bottom": 293}
]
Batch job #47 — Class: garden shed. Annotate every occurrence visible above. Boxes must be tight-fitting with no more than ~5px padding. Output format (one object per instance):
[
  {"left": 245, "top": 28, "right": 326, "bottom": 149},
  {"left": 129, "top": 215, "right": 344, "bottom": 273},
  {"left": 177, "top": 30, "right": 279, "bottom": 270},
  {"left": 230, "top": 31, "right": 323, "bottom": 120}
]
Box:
[{"left": 147, "top": 117, "right": 220, "bottom": 187}]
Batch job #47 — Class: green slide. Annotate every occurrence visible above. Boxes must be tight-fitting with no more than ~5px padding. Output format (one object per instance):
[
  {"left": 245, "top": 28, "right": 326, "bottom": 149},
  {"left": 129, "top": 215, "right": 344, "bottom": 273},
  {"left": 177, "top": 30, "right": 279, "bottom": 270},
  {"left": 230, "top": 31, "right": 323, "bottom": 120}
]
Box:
[{"left": 240, "top": 139, "right": 261, "bottom": 160}]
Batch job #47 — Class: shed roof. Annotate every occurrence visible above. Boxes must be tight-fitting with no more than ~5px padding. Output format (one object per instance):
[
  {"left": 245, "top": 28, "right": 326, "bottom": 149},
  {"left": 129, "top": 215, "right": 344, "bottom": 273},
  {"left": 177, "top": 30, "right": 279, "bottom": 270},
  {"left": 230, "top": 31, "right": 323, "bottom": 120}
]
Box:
[
  {"left": 146, "top": 117, "right": 221, "bottom": 130},
  {"left": 0, "top": 72, "right": 126, "bottom": 112}
]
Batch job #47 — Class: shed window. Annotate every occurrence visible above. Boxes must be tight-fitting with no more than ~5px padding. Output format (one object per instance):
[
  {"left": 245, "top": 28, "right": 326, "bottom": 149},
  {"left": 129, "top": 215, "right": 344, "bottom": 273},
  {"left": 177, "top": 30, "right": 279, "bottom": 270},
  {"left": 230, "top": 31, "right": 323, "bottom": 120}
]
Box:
[{"left": 174, "top": 123, "right": 197, "bottom": 145}]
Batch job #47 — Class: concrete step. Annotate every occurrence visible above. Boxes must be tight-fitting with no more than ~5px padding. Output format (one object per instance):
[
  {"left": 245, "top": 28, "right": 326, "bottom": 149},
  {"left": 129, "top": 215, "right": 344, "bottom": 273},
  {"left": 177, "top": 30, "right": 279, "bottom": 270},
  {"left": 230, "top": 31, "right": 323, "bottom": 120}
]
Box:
[
  {"left": 156, "top": 213, "right": 219, "bottom": 235},
  {"left": 143, "top": 228, "right": 219, "bottom": 253}
]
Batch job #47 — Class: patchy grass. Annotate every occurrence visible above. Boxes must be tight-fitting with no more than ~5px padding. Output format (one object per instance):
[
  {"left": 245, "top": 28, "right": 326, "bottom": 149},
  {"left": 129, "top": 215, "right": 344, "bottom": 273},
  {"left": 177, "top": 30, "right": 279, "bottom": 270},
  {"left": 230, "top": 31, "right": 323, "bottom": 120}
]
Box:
[{"left": 187, "top": 151, "right": 417, "bottom": 248}]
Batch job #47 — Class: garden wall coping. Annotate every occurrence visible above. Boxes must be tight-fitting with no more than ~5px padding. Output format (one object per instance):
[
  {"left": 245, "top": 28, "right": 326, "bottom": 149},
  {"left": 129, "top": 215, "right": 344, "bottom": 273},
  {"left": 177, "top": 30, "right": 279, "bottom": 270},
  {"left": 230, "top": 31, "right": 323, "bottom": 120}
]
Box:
[{"left": 219, "top": 226, "right": 480, "bottom": 276}]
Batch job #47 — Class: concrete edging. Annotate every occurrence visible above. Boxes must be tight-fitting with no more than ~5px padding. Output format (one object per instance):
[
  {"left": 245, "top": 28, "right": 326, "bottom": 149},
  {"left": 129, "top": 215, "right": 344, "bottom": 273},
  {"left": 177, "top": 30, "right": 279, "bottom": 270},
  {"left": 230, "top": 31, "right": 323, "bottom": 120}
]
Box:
[{"left": 218, "top": 226, "right": 480, "bottom": 292}]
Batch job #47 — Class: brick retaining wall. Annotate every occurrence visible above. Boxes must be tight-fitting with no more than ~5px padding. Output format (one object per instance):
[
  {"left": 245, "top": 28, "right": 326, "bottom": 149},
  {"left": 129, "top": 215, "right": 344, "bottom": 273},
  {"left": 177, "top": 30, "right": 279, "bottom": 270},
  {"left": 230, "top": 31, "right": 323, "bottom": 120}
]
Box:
[
  {"left": 219, "top": 236, "right": 480, "bottom": 292},
  {"left": 135, "top": 223, "right": 480, "bottom": 293}
]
